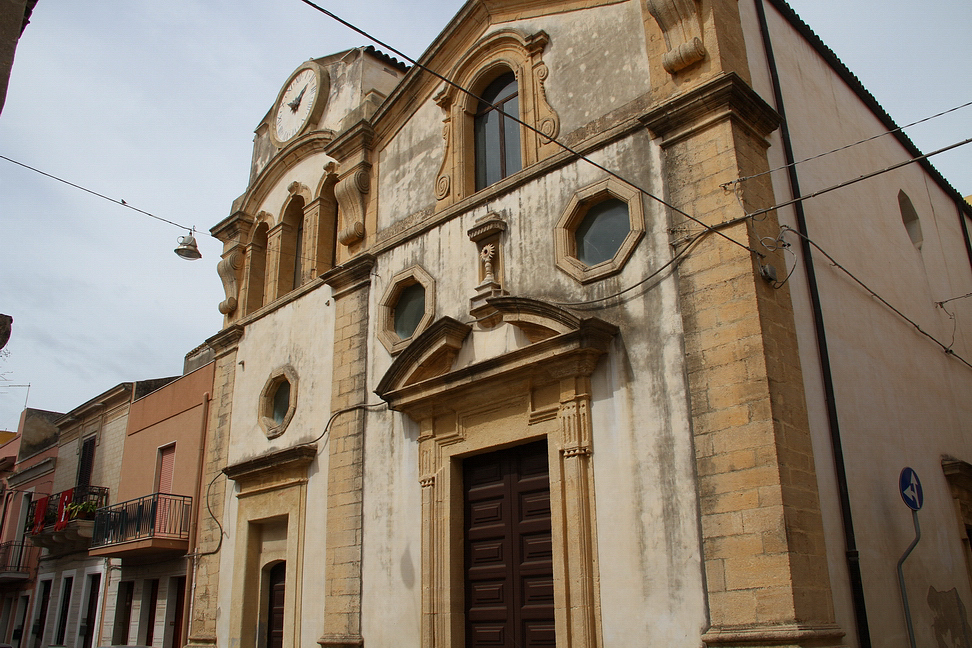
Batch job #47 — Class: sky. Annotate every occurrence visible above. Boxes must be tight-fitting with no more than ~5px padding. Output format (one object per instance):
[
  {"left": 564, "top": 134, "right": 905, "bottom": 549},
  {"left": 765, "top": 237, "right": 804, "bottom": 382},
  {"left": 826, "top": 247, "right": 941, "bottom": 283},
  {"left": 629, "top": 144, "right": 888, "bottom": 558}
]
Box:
[{"left": 0, "top": 0, "right": 969, "bottom": 431}]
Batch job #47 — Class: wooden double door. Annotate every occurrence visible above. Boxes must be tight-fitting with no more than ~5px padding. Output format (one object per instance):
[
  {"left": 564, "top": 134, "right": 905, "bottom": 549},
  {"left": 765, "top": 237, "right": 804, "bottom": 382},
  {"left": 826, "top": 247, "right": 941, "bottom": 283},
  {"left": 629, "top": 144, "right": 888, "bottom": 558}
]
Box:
[{"left": 464, "top": 441, "right": 555, "bottom": 647}]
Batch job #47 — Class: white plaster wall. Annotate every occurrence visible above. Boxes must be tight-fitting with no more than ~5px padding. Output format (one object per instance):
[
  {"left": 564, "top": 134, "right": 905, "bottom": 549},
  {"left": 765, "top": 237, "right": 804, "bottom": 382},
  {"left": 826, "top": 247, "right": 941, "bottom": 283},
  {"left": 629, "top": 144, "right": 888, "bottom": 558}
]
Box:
[
  {"left": 217, "top": 286, "right": 335, "bottom": 648},
  {"left": 740, "top": 2, "right": 972, "bottom": 646},
  {"left": 362, "top": 125, "right": 705, "bottom": 645}
]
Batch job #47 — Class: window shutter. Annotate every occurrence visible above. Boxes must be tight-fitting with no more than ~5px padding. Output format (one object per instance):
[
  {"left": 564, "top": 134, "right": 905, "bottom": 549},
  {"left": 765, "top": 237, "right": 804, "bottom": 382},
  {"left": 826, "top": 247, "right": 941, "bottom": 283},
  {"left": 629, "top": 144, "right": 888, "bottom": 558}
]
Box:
[
  {"left": 77, "top": 437, "right": 96, "bottom": 489},
  {"left": 157, "top": 445, "right": 175, "bottom": 494}
]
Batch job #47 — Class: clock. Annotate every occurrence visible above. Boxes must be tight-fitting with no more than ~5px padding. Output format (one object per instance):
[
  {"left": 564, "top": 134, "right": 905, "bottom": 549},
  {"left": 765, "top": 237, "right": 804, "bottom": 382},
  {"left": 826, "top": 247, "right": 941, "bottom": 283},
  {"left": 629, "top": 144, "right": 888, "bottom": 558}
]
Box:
[{"left": 270, "top": 62, "right": 329, "bottom": 146}]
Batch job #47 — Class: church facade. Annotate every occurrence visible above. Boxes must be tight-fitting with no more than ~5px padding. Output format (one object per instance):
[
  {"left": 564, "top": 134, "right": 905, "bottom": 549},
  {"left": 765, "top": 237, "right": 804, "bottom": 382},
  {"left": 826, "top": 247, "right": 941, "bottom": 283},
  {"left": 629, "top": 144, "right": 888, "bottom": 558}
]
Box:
[{"left": 184, "top": 1, "right": 972, "bottom": 647}]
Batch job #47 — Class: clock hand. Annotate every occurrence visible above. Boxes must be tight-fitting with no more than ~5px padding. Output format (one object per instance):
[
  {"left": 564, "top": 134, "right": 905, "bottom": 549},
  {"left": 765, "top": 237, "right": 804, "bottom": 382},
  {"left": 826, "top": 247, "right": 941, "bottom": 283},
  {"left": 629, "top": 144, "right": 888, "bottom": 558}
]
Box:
[{"left": 288, "top": 85, "right": 308, "bottom": 112}]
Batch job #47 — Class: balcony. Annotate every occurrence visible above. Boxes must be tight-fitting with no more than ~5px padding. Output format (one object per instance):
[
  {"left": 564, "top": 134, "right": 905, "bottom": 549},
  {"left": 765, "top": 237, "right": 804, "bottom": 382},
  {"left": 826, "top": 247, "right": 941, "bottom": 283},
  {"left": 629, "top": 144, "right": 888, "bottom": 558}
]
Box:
[
  {"left": 89, "top": 493, "right": 192, "bottom": 558},
  {"left": 26, "top": 485, "right": 108, "bottom": 550},
  {"left": 0, "top": 541, "right": 38, "bottom": 582}
]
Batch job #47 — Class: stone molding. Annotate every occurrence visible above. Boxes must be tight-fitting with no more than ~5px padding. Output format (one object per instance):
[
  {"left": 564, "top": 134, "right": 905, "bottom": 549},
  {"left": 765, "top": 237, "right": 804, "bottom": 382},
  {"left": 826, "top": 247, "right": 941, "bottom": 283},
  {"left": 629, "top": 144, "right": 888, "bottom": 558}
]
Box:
[
  {"left": 641, "top": 72, "right": 780, "bottom": 147},
  {"left": 321, "top": 253, "right": 376, "bottom": 298},
  {"left": 702, "top": 623, "right": 845, "bottom": 646},
  {"left": 377, "top": 265, "right": 437, "bottom": 355},
  {"left": 376, "top": 300, "right": 615, "bottom": 648},
  {"left": 222, "top": 444, "right": 317, "bottom": 483},
  {"left": 433, "top": 28, "right": 560, "bottom": 208},
  {"left": 645, "top": 0, "right": 707, "bottom": 74},
  {"left": 554, "top": 177, "right": 646, "bottom": 284}
]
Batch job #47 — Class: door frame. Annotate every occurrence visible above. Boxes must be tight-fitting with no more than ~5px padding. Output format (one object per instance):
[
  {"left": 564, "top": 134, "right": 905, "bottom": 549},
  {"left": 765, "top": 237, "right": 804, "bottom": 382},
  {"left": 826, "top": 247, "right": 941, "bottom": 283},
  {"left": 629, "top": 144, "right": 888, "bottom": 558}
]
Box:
[{"left": 377, "top": 300, "right": 614, "bottom": 648}]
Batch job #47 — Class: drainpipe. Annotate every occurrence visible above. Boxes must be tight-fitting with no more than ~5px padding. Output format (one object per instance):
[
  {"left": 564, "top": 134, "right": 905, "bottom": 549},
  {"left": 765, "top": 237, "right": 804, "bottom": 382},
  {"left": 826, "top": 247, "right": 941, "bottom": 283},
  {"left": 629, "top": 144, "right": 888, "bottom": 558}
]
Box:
[
  {"left": 184, "top": 391, "right": 211, "bottom": 648},
  {"left": 753, "top": 1, "right": 871, "bottom": 646}
]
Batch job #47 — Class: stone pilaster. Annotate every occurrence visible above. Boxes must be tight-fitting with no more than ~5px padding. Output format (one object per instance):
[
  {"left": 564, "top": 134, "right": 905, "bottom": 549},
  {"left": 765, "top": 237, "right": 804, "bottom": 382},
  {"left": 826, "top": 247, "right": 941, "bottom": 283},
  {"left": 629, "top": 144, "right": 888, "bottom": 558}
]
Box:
[
  {"left": 557, "top": 376, "right": 599, "bottom": 648},
  {"left": 319, "top": 255, "right": 376, "bottom": 648},
  {"left": 185, "top": 325, "right": 243, "bottom": 648},
  {"left": 643, "top": 73, "right": 843, "bottom": 647}
]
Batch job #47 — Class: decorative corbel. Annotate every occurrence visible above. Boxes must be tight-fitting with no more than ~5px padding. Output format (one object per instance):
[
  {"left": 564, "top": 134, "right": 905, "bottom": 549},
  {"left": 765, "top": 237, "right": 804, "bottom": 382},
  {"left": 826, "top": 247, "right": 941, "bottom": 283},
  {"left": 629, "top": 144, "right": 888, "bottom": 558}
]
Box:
[
  {"left": 467, "top": 213, "right": 508, "bottom": 325},
  {"left": 217, "top": 249, "right": 245, "bottom": 315},
  {"left": 524, "top": 31, "right": 560, "bottom": 153},
  {"left": 645, "top": 0, "right": 707, "bottom": 74},
  {"left": 325, "top": 123, "right": 374, "bottom": 249}
]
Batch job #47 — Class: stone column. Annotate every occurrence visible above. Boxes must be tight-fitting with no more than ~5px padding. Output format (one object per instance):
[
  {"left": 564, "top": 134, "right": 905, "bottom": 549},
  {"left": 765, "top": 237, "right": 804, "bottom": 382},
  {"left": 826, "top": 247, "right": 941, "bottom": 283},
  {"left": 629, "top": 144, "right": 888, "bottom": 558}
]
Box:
[
  {"left": 319, "top": 254, "right": 376, "bottom": 648},
  {"left": 185, "top": 325, "right": 243, "bottom": 648}
]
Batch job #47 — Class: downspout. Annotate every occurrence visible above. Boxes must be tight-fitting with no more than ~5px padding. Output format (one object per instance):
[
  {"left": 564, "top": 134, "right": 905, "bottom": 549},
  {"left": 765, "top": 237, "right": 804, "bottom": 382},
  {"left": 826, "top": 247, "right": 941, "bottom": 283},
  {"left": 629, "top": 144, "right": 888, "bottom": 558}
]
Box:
[
  {"left": 184, "top": 391, "right": 211, "bottom": 648},
  {"left": 753, "top": 1, "right": 871, "bottom": 646}
]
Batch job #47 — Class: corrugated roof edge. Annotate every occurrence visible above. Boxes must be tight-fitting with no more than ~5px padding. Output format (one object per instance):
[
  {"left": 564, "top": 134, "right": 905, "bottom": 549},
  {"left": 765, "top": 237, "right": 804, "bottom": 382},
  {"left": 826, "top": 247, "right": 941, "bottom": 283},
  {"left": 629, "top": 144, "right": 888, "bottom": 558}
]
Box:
[{"left": 766, "top": 0, "right": 971, "bottom": 218}]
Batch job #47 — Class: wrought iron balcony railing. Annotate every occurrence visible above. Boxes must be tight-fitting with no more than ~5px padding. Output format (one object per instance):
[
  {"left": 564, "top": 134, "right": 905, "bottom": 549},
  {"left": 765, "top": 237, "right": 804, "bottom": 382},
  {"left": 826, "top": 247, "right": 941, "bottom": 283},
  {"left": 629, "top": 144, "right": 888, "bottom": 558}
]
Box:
[
  {"left": 0, "top": 541, "right": 37, "bottom": 574},
  {"left": 25, "top": 485, "right": 109, "bottom": 534},
  {"left": 91, "top": 493, "right": 192, "bottom": 548}
]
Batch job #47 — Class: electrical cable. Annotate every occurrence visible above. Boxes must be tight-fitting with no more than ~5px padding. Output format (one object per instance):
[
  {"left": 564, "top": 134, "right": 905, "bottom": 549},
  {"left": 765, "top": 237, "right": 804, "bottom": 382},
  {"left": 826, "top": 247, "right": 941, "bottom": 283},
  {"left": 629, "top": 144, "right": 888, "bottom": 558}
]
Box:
[
  {"left": 937, "top": 291, "right": 972, "bottom": 307},
  {"left": 0, "top": 153, "right": 330, "bottom": 270},
  {"left": 300, "top": 402, "right": 389, "bottom": 449},
  {"left": 0, "top": 154, "right": 196, "bottom": 233},
  {"left": 553, "top": 229, "right": 709, "bottom": 308},
  {"left": 296, "top": 0, "right": 762, "bottom": 259},
  {"left": 725, "top": 99, "right": 972, "bottom": 188},
  {"left": 746, "top": 137, "right": 972, "bottom": 219},
  {"left": 779, "top": 225, "right": 972, "bottom": 369}
]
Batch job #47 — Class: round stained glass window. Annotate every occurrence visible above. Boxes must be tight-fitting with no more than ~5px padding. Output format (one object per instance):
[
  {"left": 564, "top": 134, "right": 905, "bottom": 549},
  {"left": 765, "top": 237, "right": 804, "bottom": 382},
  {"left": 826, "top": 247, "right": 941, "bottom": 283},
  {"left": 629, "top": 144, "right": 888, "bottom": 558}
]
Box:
[
  {"left": 574, "top": 198, "right": 630, "bottom": 267},
  {"left": 393, "top": 283, "right": 426, "bottom": 339}
]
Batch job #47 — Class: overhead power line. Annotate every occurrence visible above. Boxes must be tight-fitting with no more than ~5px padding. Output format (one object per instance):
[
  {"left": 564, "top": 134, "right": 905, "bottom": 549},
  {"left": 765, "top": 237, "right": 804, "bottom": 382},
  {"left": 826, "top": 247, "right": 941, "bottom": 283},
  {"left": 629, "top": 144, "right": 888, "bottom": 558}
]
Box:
[
  {"left": 0, "top": 154, "right": 195, "bottom": 233},
  {"left": 746, "top": 137, "right": 972, "bottom": 220},
  {"left": 725, "top": 99, "right": 972, "bottom": 188},
  {"left": 296, "top": 0, "right": 762, "bottom": 259}
]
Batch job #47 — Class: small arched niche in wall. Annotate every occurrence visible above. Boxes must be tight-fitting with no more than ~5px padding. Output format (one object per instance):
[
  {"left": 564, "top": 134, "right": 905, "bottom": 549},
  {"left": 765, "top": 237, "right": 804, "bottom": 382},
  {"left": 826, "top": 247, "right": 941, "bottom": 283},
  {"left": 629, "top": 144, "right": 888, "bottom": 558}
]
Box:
[{"left": 899, "top": 190, "right": 923, "bottom": 251}]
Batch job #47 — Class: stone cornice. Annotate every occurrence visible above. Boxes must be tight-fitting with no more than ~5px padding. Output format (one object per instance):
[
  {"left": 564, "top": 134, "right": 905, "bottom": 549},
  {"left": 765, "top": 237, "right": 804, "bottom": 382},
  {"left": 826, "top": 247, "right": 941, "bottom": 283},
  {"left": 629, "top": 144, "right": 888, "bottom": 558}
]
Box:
[
  {"left": 320, "top": 254, "right": 376, "bottom": 297},
  {"left": 205, "top": 325, "right": 244, "bottom": 359},
  {"left": 223, "top": 444, "right": 317, "bottom": 483},
  {"left": 640, "top": 72, "right": 780, "bottom": 147}
]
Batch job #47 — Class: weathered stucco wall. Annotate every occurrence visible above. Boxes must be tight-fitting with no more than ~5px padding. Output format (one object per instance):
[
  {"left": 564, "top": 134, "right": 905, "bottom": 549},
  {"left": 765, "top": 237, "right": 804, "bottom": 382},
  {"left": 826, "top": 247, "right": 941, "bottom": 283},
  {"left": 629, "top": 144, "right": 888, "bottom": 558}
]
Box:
[
  {"left": 740, "top": 1, "right": 972, "bottom": 645},
  {"left": 363, "top": 111, "right": 705, "bottom": 643}
]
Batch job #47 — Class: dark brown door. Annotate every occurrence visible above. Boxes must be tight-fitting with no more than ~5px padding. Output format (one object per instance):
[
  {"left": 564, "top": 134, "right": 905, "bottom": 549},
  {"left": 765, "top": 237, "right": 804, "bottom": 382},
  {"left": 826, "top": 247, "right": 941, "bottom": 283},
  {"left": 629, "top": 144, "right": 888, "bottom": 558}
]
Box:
[
  {"left": 80, "top": 574, "right": 100, "bottom": 648},
  {"left": 464, "top": 440, "right": 554, "bottom": 647},
  {"left": 31, "top": 580, "right": 50, "bottom": 648},
  {"left": 169, "top": 576, "right": 186, "bottom": 648},
  {"left": 266, "top": 562, "right": 286, "bottom": 648}
]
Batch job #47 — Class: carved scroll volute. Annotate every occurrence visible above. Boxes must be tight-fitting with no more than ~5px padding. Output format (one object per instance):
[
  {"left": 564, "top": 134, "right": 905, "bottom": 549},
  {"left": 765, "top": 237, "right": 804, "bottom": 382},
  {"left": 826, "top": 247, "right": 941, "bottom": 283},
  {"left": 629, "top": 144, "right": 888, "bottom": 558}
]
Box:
[
  {"left": 646, "top": 0, "right": 707, "bottom": 74},
  {"left": 525, "top": 32, "right": 560, "bottom": 157},
  {"left": 433, "top": 92, "right": 454, "bottom": 206},
  {"left": 217, "top": 249, "right": 245, "bottom": 316},
  {"left": 333, "top": 162, "right": 369, "bottom": 247}
]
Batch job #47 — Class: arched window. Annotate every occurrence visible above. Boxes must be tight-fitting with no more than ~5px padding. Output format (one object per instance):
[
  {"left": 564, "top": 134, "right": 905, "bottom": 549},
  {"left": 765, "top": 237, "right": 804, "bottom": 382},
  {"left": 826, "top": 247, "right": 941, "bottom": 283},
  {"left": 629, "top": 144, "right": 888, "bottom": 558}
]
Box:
[
  {"left": 245, "top": 221, "right": 269, "bottom": 315},
  {"left": 434, "top": 29, "right": 560, "bottom": 208},
  {"left": 278, "top": 196, "right": 305, "bottom": 294},
  {"left": 474, "top": 71, "right": 521, "bottom": 191}
]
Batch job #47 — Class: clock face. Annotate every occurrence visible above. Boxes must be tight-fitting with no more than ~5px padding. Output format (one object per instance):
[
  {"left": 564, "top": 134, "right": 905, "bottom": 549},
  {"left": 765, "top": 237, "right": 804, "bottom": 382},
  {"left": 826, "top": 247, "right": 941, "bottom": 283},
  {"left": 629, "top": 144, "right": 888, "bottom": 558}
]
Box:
[{"left": 274, "top": 68, "right": 320, "bottom": 144}]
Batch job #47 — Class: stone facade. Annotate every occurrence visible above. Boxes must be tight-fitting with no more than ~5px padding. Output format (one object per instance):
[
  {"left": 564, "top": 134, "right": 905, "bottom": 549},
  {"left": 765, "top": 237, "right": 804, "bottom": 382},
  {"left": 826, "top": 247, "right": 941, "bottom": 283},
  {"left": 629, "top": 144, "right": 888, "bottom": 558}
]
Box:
[{"left": 190, "top": 1, "right": 972, "bottom": 648}]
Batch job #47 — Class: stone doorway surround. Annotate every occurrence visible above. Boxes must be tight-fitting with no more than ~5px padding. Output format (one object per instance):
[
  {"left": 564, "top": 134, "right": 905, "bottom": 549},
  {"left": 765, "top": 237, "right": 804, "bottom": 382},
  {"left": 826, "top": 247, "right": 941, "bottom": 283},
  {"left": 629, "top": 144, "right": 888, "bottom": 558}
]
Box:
[{"left": 376, "top": 297, "right": 616, "bottom": 648}]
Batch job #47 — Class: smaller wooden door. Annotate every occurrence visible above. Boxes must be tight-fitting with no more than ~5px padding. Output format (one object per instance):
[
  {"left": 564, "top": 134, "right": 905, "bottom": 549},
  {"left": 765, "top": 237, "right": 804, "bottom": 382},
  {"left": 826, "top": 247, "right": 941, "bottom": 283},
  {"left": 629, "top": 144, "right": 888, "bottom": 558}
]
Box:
[{"left": 266, "top": 563, "right": 286, "bottom": 648}]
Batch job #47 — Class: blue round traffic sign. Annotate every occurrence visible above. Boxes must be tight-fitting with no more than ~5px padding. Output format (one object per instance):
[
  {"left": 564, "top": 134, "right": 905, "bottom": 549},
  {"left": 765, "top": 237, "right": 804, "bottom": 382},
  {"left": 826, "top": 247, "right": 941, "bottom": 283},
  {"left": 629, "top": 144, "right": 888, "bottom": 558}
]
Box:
[{"left": 899, "top": 467, "right": 923, "bottom": 510}]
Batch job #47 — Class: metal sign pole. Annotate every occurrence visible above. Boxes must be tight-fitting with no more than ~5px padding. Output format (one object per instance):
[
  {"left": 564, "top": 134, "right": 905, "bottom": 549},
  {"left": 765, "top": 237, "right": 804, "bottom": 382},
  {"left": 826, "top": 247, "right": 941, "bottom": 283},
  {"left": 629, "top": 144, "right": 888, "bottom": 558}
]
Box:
[{"left": 896, "top": 508, "right": 920, "bottom": 648}]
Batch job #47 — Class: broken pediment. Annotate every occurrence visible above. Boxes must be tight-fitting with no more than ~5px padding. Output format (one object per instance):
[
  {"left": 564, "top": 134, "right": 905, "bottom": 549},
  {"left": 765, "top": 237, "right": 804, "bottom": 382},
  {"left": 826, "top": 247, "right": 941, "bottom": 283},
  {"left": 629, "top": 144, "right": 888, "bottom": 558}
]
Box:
[{"left": 375, "top": 297, "right": 617, "bottom": 417}]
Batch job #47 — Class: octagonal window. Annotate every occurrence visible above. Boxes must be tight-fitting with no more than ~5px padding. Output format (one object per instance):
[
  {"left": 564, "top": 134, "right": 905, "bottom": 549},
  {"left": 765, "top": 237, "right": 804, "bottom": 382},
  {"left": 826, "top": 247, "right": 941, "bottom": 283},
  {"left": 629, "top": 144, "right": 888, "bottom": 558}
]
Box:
[
  {"left": 271, "top": 379, "right": 291, "bottom": 425},
  {"left": 259, "top": 365, "right": 298, "bottom": 438},
  {"left": 378, "top": 265, "right": 436, "bottom": 355},
  {"left": 555, "top": 178, "right": 645, "bottom": 284},
  {"left": 394, "top": 283, "right": 427, "bottom": 339},
  {"left": 575, "top": 198, "right": 630, "bottom": 267}
]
